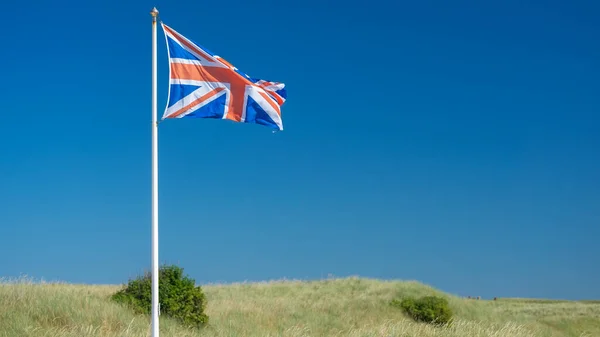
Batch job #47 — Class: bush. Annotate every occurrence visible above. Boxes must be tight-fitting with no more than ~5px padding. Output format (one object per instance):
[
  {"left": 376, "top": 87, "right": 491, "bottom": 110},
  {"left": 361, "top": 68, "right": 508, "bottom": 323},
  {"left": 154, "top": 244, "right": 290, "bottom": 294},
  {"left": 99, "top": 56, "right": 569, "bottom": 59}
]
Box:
[
  {"left": 391, "top": 295, "right": 453, "bottom": 325},
  {"left": 112, "top": 264, "right": 208, "bottom": 327}
]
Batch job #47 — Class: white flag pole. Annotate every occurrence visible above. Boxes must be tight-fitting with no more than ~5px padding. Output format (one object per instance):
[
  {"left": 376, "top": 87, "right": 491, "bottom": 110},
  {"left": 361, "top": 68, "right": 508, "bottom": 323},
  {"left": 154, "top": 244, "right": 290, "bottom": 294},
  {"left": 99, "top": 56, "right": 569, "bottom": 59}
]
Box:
[{"left": 150, "top": 6, "right": 160, "bottom": 337}]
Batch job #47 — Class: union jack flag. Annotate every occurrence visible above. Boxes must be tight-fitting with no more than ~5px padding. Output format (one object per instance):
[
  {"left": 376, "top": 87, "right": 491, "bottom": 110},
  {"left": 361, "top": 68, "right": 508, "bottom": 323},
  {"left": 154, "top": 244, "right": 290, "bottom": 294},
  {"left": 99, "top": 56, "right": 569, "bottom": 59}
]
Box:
[{"left": 161, "top": 23, "right": 286, "bottom": 130}]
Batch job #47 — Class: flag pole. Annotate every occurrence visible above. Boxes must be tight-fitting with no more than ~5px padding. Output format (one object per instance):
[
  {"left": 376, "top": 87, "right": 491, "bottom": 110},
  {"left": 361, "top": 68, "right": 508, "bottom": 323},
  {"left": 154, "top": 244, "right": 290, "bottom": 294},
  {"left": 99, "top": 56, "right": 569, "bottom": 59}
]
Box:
[{"left": 150, "top": 6, "right": 160, "bottom": 337}]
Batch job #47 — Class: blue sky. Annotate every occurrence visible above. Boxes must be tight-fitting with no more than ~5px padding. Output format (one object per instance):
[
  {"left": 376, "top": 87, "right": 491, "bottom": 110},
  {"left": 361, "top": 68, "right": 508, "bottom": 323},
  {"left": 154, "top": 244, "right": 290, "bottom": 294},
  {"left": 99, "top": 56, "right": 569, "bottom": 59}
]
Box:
[{"left": 1, "top": 0, "right": 598, "bottom": 300}]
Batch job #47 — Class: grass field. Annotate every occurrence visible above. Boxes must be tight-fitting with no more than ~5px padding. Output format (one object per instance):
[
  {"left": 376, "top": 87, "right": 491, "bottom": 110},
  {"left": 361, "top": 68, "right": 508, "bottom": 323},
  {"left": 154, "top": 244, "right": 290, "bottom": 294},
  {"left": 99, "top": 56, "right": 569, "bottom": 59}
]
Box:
[{"left": 1, "top": 277, "right": 599, "bottom": 337}]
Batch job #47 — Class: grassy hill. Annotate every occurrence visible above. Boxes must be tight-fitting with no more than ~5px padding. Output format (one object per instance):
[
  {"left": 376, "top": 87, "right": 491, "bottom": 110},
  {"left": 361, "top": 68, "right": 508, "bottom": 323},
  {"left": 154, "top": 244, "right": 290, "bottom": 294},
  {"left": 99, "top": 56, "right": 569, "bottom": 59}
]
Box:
[{"left": 1, "top": 277, "right": 599, "bottom": 337}]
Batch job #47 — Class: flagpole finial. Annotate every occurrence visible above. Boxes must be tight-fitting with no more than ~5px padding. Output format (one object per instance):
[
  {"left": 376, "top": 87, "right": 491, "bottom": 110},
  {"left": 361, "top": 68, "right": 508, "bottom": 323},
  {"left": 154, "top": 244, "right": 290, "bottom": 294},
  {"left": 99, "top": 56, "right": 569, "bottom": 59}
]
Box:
[{"left": 150, "top": 7, "right": 159, "bottom": 17}]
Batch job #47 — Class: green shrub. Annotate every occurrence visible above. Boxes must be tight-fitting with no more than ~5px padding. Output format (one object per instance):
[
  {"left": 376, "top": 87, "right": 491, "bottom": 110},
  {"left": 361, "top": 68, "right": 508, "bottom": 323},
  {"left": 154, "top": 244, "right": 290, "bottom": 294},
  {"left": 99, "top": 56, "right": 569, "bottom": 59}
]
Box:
[
  {"left": 391, "top": 295, "right": 453, "bottom": 325},
  {"left": 112, "top": 264, "right": 208, "bottom": 327}
]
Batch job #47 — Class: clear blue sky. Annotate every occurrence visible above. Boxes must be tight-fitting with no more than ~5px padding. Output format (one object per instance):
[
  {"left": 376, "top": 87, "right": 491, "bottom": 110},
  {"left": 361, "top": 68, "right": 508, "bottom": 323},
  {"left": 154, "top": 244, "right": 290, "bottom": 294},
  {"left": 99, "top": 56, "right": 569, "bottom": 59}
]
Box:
[{"left": 1, "top": 0, "right": 598, "bottom": 300}]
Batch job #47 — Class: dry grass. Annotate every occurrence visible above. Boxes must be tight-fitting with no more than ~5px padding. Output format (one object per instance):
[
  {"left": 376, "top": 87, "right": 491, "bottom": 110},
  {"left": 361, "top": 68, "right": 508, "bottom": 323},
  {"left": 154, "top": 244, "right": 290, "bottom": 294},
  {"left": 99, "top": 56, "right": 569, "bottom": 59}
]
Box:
[{"left": 1, "top": 277, "right": 598, "bottom": 337}]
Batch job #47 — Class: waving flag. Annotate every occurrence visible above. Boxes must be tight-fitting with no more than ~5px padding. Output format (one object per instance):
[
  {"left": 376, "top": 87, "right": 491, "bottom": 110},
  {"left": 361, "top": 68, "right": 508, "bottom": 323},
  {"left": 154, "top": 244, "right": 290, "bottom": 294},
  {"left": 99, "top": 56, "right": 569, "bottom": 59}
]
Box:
[{"left": 161, "top": 23, "right": 286, "bottom": 130}]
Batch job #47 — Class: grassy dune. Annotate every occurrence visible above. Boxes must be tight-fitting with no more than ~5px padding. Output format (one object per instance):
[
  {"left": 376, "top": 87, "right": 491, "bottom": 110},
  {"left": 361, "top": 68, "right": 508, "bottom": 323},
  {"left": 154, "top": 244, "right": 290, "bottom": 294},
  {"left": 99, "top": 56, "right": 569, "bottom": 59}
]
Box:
[{"left": 1, "top": 277, "right": 599, "bottom": 337}]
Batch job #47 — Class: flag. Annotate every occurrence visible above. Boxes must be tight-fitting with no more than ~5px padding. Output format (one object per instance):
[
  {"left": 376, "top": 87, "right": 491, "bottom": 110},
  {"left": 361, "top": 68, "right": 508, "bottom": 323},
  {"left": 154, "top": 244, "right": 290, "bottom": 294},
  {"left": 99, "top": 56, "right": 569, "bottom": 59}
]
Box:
[{"left": 161, "top": 23, "right": 287, "bottom": 130}]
